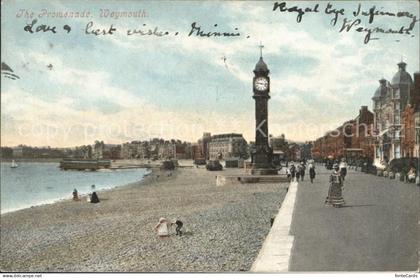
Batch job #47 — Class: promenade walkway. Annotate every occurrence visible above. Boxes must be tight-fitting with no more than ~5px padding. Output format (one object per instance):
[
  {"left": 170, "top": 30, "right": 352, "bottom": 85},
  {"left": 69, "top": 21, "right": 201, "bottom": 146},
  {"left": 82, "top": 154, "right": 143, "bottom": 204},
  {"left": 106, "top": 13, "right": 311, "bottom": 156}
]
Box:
[{"left": 252, "top": 166, "right": 419, "bottom": 272}]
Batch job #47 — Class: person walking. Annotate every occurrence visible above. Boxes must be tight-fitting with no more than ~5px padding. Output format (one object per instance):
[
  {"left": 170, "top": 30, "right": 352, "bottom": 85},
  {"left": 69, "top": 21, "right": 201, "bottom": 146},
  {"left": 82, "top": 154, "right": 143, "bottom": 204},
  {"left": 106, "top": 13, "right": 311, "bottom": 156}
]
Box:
[
  {"left": 325, "top": 163, "right": 345, "bottom": 208},
  {"left": 296, "top": 164, "right": 301, "bottom": 182},
  {"left": 309, "top": 163, "right": 316, "bottom": 183},
  {"left": 286, "top": 167, "right": 291, "bottom": 181},
  {"left": 290, "top": 164, "right": 296, "bottom": 182},
  {"left": 339, "top": 158, "right": 348, "bottom": 180},
  {"left": 300, "top": 161, "right": 306, "bottom": 181}
]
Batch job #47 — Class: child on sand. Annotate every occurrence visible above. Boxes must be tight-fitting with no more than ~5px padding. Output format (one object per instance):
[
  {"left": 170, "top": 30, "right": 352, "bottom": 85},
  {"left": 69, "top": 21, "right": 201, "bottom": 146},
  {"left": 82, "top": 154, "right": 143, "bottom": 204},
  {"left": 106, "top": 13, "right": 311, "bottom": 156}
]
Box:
[
  {"left": 72, "top": 189, "right": 80, "bottom": 201},
  {"left": 90, "top": 192, "right": 100, "bottom": 203},
  {"left": 172, "top": 219, "right": 183, "bottom": 236},
  {"left": 154, "top": 218, "right": 170, "bottom": 238}
]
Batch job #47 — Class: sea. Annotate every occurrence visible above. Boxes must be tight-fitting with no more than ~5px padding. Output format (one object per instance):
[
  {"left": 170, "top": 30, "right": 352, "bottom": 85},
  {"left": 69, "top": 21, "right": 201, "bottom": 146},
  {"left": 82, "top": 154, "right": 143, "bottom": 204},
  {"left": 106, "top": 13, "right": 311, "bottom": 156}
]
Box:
[{"left": 0, "top": 162, "right": 150, "bottom": 214}]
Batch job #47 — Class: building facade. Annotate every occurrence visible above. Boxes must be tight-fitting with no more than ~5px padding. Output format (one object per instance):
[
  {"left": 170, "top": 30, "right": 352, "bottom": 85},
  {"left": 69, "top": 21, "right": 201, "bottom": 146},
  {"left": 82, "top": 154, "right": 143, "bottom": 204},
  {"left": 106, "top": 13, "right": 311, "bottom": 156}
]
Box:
[
  {"left": 311, "top": 106, "right": 374, "bottom": 162},
  {"left": 350, "top": 106, "right": 375, "bottom": 160},
  {"left": 372, "top": 62, "right": 413, "bottom": 168},
  {"left": 175, "top": 143, "right": 192, "bottom": 160},
  {"left": 12, "top": 146, "right": 24, "bottom": 157},
  {"left": 270, "top": 134, "right": 288, "bottom": 152},
  {"left": 402, "top": 72, "right": 420, "bottom": 158},
  {"left": 192, "top": 132, "right": 211, "bottom": 160},
  {"left": 121, "top": 139, "right": 191, "bottom": 160},
  {"left": 287, "top": 143, "right": 301, "bottom": 162},
  {"left": 158, "top": 142, "right": 176, "bottom": 159},
  {"left": 121, "top": 141, "right": 149, "bottom": 159},
  {"left": 207, "top": 133, "right": 248, "bottom": 160},
  {"left": 300, "top": 142, "right": 313, "bottom": 160},
  {"left": 93, "top": 142, "right": 121, "bottom": 160}
]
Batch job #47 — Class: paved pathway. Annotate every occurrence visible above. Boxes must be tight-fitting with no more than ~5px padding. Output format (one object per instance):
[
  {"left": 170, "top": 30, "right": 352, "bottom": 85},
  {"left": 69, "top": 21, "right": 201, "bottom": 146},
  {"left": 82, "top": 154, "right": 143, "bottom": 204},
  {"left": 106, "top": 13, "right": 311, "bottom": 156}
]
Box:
[{"left": 289, "top": 166, "right": 419, "bottom": 271}]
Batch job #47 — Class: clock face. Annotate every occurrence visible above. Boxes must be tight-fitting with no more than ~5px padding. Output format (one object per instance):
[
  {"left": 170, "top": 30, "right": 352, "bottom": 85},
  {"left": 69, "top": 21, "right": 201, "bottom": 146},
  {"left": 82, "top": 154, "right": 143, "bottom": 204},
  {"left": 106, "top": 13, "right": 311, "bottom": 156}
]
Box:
[{"left": 254, "top": 77, "right": 268, "bottom": 91}]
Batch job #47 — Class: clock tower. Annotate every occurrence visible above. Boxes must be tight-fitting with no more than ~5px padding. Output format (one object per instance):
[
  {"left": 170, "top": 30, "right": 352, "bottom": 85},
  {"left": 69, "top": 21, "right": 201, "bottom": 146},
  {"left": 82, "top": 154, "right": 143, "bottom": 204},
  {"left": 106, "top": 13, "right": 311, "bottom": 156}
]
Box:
[{"left": 251, "top": 45, "right": 277, "bottom": 175}]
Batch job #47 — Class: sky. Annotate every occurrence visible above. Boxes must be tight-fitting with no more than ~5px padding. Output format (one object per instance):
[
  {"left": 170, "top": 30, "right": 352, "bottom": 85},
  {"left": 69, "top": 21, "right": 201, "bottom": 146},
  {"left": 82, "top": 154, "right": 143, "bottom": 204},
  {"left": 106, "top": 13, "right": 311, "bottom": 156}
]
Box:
[{"left": 1, "top": 0, "right": 419, "bottom": 147}]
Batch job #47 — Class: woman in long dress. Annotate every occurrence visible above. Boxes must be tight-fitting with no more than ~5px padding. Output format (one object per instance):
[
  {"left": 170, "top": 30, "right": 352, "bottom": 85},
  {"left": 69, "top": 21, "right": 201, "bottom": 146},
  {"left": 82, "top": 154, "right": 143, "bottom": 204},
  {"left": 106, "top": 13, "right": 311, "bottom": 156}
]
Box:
[{"left": 325, "top": 163, "right": 345, "bottom": 208}]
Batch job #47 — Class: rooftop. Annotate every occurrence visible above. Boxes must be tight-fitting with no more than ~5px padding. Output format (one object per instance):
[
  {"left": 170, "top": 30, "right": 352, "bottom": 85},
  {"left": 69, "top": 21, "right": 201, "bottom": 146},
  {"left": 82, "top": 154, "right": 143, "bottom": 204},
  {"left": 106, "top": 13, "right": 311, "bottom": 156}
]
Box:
[
  {"left": 254, "top": 57, "right": 269, "bottom": 73},
  {"left": 391, "top": 61, "right": 413, "bottom": 85},
  {"left": 372, "top": 79, "right": 388, "bottom": 100}
]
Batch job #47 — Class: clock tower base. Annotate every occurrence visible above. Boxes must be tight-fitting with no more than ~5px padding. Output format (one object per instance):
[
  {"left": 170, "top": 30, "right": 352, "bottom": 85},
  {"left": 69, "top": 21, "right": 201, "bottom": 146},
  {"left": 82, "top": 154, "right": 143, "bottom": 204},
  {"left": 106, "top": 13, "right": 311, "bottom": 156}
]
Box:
[
  {"left": 251, "top": 149, "right": 278, "bottom": 175},
  {"left": 251, "top": 168, "right": 278, "bottom": 175}
]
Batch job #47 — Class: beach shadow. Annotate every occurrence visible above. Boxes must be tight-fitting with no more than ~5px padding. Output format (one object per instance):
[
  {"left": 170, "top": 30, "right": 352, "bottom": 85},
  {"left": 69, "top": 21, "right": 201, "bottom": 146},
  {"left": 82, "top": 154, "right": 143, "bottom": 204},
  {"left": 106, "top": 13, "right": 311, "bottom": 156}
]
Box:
[
  {"left": 180, "top": 231, "right": 194, "bottom": 237},
  {"left": 341, "top": 204, "right": 374, "bottom": 208}
]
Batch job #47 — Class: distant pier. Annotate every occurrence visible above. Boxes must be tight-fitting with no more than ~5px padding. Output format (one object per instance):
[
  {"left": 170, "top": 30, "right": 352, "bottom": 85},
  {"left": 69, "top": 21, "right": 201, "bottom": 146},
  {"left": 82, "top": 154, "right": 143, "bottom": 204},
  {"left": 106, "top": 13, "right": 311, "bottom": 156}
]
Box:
[
  {"left": 58, "top": 159, "right": 191, "bottom": 171},
  {"left": 59, "top": 159, "right": 111, "bottom": 171}
]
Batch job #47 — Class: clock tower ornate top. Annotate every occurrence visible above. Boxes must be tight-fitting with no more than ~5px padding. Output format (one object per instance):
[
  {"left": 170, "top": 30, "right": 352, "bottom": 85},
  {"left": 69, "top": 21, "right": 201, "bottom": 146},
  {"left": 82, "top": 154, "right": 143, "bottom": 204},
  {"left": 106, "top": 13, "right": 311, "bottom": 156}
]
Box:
[
  {"left": 254, "top": 43, "right": 269, "bottom": 74},
  {"left": 253, "top": 43, "right": 270, "bottom": 94}
]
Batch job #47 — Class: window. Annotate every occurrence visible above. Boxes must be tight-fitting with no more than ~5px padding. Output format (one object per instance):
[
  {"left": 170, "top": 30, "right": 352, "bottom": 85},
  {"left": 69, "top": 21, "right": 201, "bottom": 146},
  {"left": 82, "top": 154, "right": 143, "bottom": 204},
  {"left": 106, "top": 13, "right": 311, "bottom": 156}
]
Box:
[
  {"left": 394, "top": 89, "right": 400, "bottom": 99},
  {"left": 395, "top": 102, "right": 400, "bottom": 112},
  {"left": 395, "top": 144, "right": 401, "bottom": 159},
  {"left": 384, "top": 120, "right": 390, "bottom": 129},
  {"left": 395, "top": 114, "right": 401, "bottom": 125}
]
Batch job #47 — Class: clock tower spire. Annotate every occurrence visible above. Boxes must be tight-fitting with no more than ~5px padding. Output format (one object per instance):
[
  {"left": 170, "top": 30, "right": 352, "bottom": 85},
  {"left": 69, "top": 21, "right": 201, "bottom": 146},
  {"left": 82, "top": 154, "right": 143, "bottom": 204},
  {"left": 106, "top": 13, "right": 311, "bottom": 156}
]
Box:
[
  {"left": 251, "top": 44, "right": 277, "bottom": 175},
  {"left": 259, "top": 42, "right": 264, "bottom": 58}
]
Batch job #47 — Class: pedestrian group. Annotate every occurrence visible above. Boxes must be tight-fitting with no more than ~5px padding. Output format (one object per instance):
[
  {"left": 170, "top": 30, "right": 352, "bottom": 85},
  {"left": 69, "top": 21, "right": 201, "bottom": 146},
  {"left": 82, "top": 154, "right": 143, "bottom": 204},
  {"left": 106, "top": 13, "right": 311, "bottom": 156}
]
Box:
[
  {"left": 72, "top": 184, "right": 101, "bottom": 203},
  {"left": 287, "top": 158, "right": 348, "bottom": 208}
]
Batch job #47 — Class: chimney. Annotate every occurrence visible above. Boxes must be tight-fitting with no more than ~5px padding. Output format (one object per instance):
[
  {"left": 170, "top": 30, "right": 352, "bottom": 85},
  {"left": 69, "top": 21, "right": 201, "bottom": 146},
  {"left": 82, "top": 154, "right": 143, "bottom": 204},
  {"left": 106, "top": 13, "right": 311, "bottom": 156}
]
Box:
[{"left": 359, "top": 106, "right": 368, "bottom": 119}]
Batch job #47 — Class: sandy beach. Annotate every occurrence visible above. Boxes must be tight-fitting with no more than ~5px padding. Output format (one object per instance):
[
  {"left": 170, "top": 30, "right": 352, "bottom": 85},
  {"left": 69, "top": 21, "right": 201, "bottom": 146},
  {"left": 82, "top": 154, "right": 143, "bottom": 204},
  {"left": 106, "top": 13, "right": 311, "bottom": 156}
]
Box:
[{"left": 1, "top": 167, "right": 288, "bottom": 272}]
